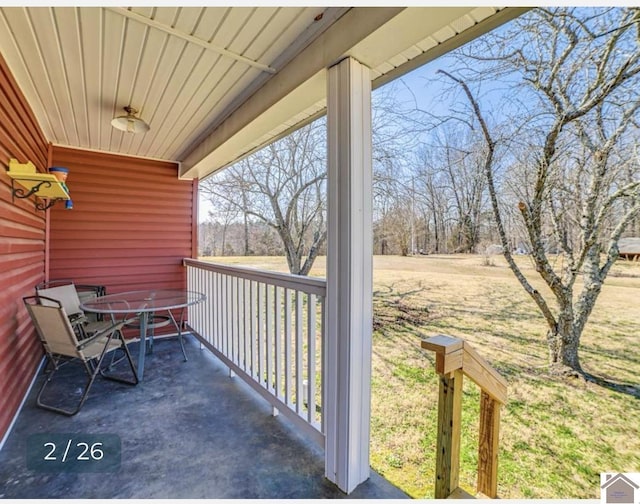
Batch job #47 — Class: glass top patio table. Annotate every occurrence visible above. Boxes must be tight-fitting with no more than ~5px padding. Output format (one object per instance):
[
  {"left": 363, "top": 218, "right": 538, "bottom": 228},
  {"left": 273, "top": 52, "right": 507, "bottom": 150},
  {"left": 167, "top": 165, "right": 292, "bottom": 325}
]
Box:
[
  {"left": 80, "top": 289, "right": 205, "bottom": 314},
  {"left": 80, "top": 289, "right": 206, "bottom": 380}
]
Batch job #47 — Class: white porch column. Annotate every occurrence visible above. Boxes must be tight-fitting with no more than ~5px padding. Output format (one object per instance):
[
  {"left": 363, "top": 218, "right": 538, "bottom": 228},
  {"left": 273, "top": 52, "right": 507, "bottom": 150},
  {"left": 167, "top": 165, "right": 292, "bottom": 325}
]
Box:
[{"left": 325, "top": 56, "right": 373, "bottom": 494}]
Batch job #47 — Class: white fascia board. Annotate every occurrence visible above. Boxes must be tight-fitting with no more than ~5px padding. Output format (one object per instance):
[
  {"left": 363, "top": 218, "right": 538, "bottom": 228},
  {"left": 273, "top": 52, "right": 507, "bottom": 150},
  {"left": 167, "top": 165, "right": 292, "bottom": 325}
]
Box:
[
  {"left": 180, "top": 70, "right": 326, "bottom": 181},
  {"left": 346, "top": 7, "right": 475, "bottom": 69}
]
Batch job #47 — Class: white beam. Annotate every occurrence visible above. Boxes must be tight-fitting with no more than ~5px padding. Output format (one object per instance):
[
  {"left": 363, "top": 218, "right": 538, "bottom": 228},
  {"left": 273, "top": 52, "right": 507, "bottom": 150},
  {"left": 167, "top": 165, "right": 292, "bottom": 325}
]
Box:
[
  {"left": 325, "top": 56, "right": 373, "bottom": 494},
  {"left": 106, "top": 7, "right": 276, "bottom": 74}
]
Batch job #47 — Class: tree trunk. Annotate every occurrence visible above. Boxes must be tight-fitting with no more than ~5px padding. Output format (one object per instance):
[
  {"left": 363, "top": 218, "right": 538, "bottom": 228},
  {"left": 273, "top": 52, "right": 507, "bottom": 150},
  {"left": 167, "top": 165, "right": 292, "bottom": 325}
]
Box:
[
  {"left": 546, "top": 312, "right": 583, "bottom": 376},
  {"left": 243, "top": 211, "right": 250, "bottom": 255},
  {"left": 220, "top": 225, "right": 227, "bottom": 256}
]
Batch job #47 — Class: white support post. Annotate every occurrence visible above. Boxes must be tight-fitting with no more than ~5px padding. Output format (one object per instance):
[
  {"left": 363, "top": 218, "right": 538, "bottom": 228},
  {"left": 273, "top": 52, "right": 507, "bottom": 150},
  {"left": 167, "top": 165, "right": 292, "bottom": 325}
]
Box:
[{"left": 325, "top": 56, "right": 373, "bottom": 494}]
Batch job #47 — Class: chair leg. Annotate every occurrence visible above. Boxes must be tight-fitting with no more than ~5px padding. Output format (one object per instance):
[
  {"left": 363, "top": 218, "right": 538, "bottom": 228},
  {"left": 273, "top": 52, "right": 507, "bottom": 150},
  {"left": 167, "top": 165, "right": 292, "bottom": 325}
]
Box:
[
  {"left": 37, "top": 332, "right": 137, "bottom": 416},
  {"left": 100, "top": 331, "right": 139, "bottom": 385},
  {"left": 36, "top": 356, "right": 102, "bottom": 416}
]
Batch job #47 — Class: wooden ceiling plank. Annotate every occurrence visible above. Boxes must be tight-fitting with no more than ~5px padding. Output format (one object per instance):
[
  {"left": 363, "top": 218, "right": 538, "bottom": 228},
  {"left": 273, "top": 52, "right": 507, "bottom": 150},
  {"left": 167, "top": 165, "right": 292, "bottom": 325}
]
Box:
[
  {"left": 208, "top": 8, "right": 256, "bottom": 61},
  {"left": 253, "top": 7, "right": 309, "bottom": 64},
  {"left": 160, "top": 65, "right": 263, "bottom": 161},
  {"left": 191, "top": 7, "right": 227, "bottom": 42},
  {"left": 226, "top": 7, "right": 278, "bottom": 58},
  {"left": 158, "top": 52, "right": 267, "bottom": 160},
  {"left": 129, "top": 36, "right": 185, "bottom": 125},
  {"left": 78, "top": 8, "right": 102, "bottom": 149},
  {"left": 172, "top": 7, "right": 205, "bottom": 35},
  {"left": 137, "top": 43, "right": 204, "bottom": 157},
  {"left": 120, "top": 26, "right": 172, "bottom": 156},
  {"left": 53, "top": 7, "right": 88, "bottom": 148},
  {"left": 149, "top": 50, "right": 227, "bottom": 159},
  {"left": 2, "top": 8, "right": 60, "bottom": 144},
  {"left": 29, "top": 8, "right": 75, "bottom": 145},
  {"left": 0, "top": 9, "right": 53, "bottom": 147},
  {"left": 110, "top": 17, "right": 149, "bottom": 154},
  {"left": 99, "top": 8, "right": 126, "bottom": 152}
]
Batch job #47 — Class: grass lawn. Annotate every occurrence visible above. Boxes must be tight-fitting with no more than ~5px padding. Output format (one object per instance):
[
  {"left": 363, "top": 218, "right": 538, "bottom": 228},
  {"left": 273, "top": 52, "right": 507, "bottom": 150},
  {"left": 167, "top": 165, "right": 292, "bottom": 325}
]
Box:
[{"left": 201, "top": 254, "right": 640, "bottom": 499}]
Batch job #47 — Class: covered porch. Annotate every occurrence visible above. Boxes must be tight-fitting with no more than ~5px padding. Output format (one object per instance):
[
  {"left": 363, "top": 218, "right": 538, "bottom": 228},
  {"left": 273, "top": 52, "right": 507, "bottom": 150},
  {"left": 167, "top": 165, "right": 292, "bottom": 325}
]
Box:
[
  {"left": 0, "top": 335, "right": 405, "bottom": 499},
  {"left": 0, "top": 6, "right": 523, "bottom": 498}
]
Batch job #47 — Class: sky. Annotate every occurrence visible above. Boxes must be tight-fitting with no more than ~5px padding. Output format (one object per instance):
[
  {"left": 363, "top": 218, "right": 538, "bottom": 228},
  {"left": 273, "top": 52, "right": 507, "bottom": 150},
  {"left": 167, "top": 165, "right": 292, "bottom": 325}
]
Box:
[
  {"left": 199, "top": 48, "right": 472, "bottom": 222},
  {"left": 197, "top": 5, "right": 605, "bottom": 223}
]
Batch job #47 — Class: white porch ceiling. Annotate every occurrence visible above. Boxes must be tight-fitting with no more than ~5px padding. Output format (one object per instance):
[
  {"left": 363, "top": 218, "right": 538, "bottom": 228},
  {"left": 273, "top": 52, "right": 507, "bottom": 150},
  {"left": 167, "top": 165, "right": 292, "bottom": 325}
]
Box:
[{"left": 0, "top": 6, "right": 528, "bottom": 180}]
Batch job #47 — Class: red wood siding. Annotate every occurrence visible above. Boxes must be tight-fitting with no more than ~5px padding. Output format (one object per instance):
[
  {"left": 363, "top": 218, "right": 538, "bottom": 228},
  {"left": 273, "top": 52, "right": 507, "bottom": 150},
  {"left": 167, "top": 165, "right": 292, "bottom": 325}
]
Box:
[
  {"left": 49, "top": 147, "right": 195, "bottom": 294},
  {"left": 0, "top": 52, "right": 49, "bottom": 440}
]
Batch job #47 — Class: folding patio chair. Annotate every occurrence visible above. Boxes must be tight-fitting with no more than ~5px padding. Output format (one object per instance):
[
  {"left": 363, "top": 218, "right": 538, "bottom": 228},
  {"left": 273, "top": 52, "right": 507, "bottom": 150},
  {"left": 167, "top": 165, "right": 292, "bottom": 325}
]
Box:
[
  {"left": 23, "top": 295, "right": 139, "bottom": 416},
  {"left": 35, "top": 280, "right": 111, "bottom": 339}
]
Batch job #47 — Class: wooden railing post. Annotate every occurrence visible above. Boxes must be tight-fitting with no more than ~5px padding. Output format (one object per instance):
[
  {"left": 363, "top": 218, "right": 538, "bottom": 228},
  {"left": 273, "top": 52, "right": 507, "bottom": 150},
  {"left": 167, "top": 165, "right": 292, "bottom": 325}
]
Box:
[
  {"left": 435, "top": 369, "right": 463, "bottom": 499},
  {"left": 422, "top": 334, "right": 507, "bottom": 499},
  {"left": 477, "top": 391, "right": 501, "bottom": 497}
]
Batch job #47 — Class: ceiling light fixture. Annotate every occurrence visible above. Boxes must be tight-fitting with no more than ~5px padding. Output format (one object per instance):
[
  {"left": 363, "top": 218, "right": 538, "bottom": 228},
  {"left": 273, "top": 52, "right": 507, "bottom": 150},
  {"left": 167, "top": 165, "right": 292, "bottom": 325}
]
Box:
[{"left": 111, "top": 105, "right": 150, "bottom": 134}]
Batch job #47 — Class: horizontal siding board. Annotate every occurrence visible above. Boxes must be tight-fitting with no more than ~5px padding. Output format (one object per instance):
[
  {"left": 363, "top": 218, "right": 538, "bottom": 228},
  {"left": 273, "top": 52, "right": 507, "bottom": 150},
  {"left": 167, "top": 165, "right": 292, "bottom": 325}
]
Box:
[
  {"left": 52, "top": 263, "right": 185, "bottom": 278},
  {"left": 0, "top": 325, "right": 41, "bottom": 365},
  {"left": 0, "top": 198, "right": 45, "bottom": 228},
  {"left": 50, "top": 198, "right": 193, "bottom": 214},
  {"left": 48, "top": 247, "right": 192, "bottom": 259},
  {"left": 0, "top": 109, "right": 45, "bottom": 169},
  {"left": 51, "top": 230, "right": 192, "bottom": 242},
  {"left": 0, "top": 238, "right": 44, "bottom": 255},
  {"left": 0, "top": 260, "right": 43, "bottom": 288},
  {"left": 0, "top": 185, "right": 43, "bottom": 214},
  {"left": 0, "top": 78, "right": 47, "bottom": 167},
  {"left": 0, "top": 349, "right": 42, "bottom": 423},
  {"left": 59, "top": 186, "right": 193, "bottom": 201},
  {"left": 0, "top": 251, "right": 43, "bottom": 275},
  {"left": 0, "top": 352, "right": 40, "bottom": 419},
  {"left": 49, "top": 247, "right": 190, "bottom": 260},
  {"left": 48, "top": 255, "right": 182, "bottom": 268},
  {"left": 49, "top": 146, "right": 195, "bottom": 297},
  {"left": 106, "top": 279, "right": 186, "bottom": 292},
  {"left": 0, "top": 50, "right": 48, "bottom": 441},
  {"left": 0, "top": 219, "right": 45, "bottom": 240},
  {"left": 50, "top": 245, "right": 192, "bottom": 255},
  {"left": 47, "top": 221, "right": 191, "bottom": 233},
  {"left": 0, "top": 53, "right": 48, "bottom": 150},
  {"left": 47, "top": 207, "right": 193, "bottom": 222}
]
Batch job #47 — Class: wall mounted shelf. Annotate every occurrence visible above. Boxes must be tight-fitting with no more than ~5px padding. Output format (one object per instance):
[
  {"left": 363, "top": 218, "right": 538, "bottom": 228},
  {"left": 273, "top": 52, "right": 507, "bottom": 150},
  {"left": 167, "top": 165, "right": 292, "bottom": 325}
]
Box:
[{"left": 6, "top": 159, "right": 71, "bottom": 210}]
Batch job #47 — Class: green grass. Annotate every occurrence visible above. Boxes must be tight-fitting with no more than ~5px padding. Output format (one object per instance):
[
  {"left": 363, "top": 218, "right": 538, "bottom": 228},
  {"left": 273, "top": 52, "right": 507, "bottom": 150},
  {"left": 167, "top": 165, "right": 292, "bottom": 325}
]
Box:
[{"left": 202, "top": 254, "right": 640, "bottom": 499}]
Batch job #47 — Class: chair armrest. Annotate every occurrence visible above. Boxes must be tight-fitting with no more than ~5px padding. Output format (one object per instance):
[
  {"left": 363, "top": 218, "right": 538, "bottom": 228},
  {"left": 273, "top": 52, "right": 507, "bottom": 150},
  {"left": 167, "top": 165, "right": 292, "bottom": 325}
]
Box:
[
  {"left": 75, "top": 284, "right": 106, "bottom": 297},
  {"left": 68, "top": 312, "right": 88, "bottom": 325},
  {"left": 76, "top": 316, "right": 140, "bottom": 350}
]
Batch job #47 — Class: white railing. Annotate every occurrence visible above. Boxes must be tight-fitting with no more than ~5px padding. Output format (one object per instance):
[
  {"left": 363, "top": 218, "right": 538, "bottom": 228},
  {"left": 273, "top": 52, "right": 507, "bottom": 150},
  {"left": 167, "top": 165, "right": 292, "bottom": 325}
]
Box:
[{"left": 183, "top": 258, "right": 326, "bottom": 445}]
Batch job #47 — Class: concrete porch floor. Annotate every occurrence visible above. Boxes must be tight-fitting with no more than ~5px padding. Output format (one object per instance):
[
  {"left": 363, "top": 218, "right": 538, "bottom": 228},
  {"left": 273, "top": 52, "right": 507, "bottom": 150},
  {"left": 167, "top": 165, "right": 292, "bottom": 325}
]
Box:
[{"left": 0, "top": 334, "right": 408, "bottom": 499}]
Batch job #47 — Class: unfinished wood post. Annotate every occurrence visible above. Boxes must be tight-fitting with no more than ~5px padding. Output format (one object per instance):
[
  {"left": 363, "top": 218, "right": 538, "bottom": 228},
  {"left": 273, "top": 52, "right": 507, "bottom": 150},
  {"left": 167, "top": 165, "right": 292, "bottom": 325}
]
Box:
[
  {"left": 435, "top": 369, "right": 463, "bottom": 498},
  {"left": 477, "top": 390, "right": 501, "bottom": 498},
  {"left": 423, "top": 335, "right": 506, "bottom": 499}
]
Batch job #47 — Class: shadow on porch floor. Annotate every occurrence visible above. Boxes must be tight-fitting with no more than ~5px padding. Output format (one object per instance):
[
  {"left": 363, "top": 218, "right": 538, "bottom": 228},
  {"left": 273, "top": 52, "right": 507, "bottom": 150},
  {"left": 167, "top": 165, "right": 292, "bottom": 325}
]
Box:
[{"left": 0, "top": 335, "right": 407, "bottom": 499}]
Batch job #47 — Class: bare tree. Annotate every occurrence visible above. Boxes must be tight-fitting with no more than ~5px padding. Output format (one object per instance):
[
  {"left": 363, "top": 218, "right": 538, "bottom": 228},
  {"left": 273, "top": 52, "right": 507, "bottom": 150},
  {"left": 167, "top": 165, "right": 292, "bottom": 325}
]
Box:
[
  {"left": 430, "top": 127, "right": 489, "bottom": 253},
  {"left": 200, "top": 120, "right": 327, "bottom": 275},
  {"left": 413, "top": 148, "right": 452, "bottom": 253},
  {"left": 441, "top": 7, "right": 640, "bottom": 376}
]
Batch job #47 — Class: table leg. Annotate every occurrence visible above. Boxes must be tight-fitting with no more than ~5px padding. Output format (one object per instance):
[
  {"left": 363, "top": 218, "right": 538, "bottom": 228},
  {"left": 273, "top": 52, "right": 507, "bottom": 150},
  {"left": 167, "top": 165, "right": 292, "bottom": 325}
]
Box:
[
  {"left": 137, "top": 312, "right": 148, "bottom": 381},
  {"left": 167, "top": 308, "right": 188, "bottom": 361}
]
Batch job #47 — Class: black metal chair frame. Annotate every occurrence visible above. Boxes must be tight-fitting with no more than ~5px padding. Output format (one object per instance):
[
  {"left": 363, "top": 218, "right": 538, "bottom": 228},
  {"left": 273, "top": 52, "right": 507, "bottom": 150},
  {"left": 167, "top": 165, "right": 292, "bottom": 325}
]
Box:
[
  {"left": 24, "top": 295, "right": 139, "bottom": 416},
  {"left": 35, "top": 280, "right": 110, "bottom": 340}
]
